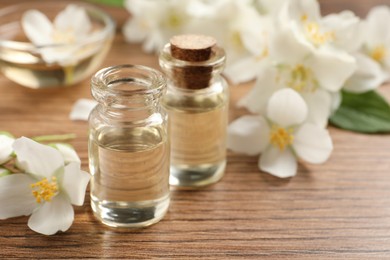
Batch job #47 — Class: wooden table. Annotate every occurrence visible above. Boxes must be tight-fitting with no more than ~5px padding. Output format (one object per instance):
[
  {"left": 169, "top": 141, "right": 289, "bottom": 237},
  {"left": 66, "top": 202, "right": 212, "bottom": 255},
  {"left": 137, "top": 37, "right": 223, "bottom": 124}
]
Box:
[{"left": 1, "top": 1, "right": 390, "bottom": 259}]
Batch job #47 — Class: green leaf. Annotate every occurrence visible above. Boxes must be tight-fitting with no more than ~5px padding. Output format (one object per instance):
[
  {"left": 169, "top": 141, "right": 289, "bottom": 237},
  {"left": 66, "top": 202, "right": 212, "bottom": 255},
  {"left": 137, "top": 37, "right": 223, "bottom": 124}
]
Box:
[
  {"left": 330, "top": 90, "right": 390, "bottom": 133},
  {"left": 32, "top": 134, "right": 76, "bottom": 142},
  {"left": 87, "top": 0, "right": 125, "bottom": 7}
]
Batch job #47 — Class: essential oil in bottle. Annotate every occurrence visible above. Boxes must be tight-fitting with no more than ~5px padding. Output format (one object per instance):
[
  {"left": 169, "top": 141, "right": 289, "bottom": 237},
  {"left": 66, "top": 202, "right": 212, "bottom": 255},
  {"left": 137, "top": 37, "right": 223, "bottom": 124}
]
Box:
[{"left": 159, "top": 34, "right": 229, "bottom": 188}]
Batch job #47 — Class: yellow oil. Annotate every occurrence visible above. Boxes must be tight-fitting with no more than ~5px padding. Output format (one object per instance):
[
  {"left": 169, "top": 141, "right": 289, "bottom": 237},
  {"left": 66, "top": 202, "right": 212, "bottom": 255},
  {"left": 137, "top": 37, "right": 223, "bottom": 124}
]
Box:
[
  {"left": 89, "top": 126, "right": 170, "bottom": 227},
  {"left": 163, "top": 83, "right": 228, "bottom": 187}
]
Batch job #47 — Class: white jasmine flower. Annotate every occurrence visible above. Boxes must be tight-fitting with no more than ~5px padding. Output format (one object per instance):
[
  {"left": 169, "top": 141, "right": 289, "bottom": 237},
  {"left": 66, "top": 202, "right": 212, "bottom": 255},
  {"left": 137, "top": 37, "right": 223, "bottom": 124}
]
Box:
[
  {"left": 224, "top": 15, "right": 272, "bottom": 84},
  {"left": 22, "top": 4, "right": 93, "bottom": 65},
  {"left": 228, "top": 88, "right": 333, "bottom": 178},
  {"left": 123, "top": 0, "right": 194, "bottom": 53},
  {"left": 0, "top": 132, "right": 14, "bottom": 164},
  {"left": 123, "top": 0, "right": 263, "bottom": 70},
  {"left": 189, "top": 0, "right": 275, "bottom": 77},
  {"left": 271, "top": 0, "right": 358, "bottom": 69},
  {"left": 0, "top": 137, "right": 90, "bottom": 235},
  {"left": 204, "top": 0, "right": 264, "bottom": 68},
  {"left": 360, "top": 6, "right": 390, "bottom": 78},
  {"left": 321, "top": 11, "right": 363, "bottom": 53},
  {"left": 342, "top": 6, "right": 390, "bottom": 94},
  {"left": 344, "top": 53, "right": 388, "bottom": 93},
  {"left": 235, "top": 0, "right": 357, "bottom": 126},
  {"left": 238, "top": 41, "right": 356, "bottom": 127}
]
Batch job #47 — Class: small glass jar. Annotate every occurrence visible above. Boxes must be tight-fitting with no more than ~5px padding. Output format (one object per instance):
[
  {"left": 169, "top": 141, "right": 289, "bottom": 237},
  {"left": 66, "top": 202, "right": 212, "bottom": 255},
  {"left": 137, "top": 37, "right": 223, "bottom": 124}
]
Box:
[
  {"left": 88, "top": 65, "right": 170, "bottom": 228},
  {"left": 159, "top": 36, "right": 229, "bottom": 188}
]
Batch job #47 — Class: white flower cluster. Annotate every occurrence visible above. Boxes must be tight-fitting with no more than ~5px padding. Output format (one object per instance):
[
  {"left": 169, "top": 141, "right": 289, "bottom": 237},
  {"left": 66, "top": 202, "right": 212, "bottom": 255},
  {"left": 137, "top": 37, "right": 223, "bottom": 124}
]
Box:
[
  {"left": 124, "top": 0, "right": 390, "bottom": 178},
  {"left": 123, "top": 0, "right": 389, "bottom": 89},
  {"left": 0, "top": 133, "right": 90, "bottom": 235}
]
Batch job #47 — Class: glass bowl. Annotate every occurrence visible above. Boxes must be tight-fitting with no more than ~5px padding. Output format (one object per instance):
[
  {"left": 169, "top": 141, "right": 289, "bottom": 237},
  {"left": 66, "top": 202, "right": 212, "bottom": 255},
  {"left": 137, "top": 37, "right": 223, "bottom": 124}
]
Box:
[{"left": 0, "top": 1, "right": 115, "bottom": 89}]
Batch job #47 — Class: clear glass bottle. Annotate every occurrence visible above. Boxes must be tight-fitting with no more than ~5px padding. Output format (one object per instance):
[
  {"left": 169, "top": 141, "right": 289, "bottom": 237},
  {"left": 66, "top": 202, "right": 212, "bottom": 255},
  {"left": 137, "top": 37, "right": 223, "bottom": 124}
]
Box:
[
  {"left": 88, "top": 65, "right": 170, "bottom": 227},
  {"left": 159, "top": 35, "right": 229, "bottom": 188}
]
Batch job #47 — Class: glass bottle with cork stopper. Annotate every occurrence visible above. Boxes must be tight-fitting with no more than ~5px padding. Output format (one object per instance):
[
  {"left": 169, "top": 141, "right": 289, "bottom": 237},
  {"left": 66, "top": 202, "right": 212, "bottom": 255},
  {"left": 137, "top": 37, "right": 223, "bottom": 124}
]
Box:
[{"left": 159, "top": 34, "right": 229, "bottom": 188}]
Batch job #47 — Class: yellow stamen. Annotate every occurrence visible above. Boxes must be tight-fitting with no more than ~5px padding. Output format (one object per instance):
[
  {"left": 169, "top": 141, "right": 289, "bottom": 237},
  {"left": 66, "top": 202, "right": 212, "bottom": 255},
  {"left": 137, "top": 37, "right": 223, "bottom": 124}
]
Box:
[
  {"left": 231, "top": 30, "right": 244, "bottom": 50},
  {"left": 370, "top": 45, "right": 387, "bottom": 63},
  {"left": 301, "top": 14, "right": 335, "bottom": 45},
  {"left": 52, "top": 29, "right": 76, "bottom": 44},
  {"left": 166, "top": 13, "right": 182, "bottom": 28},
  {"left": 287, "top": 64, "right": 318, "bottom": 92},
  {"left": 270, "top": 126, "right": 294, "bottom": 151},
  {"left": 31, "top": 177, "right": 58, "bottom": 203},
  {"left": 256, "top": 47, "right": 269, "bottom": 61}
]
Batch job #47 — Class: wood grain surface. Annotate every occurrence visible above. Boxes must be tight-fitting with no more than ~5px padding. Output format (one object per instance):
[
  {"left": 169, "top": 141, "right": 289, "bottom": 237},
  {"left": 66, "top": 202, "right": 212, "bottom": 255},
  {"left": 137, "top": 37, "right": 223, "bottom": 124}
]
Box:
[{"left": 1, "top": 0, "right": 390, "bottom": 259}]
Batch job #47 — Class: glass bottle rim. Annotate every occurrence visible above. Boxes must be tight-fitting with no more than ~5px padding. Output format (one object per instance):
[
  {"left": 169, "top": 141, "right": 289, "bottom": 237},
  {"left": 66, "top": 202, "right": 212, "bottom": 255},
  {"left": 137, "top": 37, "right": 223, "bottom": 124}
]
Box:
[{"left": 91, "top": 64, "right": 166, "bottom": 97}]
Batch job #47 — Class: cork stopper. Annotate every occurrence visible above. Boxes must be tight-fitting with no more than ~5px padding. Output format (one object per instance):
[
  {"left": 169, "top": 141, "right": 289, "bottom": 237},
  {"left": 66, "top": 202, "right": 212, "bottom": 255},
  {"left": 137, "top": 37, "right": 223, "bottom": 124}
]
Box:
[
  {"left": 170, "top": 34, "right": 216, "bottom": 62},
  {"left": 170, "top": 34, "right": 216, "bottom": 89}
]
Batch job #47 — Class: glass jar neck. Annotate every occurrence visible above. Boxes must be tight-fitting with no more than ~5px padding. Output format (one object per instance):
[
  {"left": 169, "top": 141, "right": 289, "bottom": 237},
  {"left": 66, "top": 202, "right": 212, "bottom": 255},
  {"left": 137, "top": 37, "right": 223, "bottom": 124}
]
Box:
[{"left": 91, "top": 65, "right": 166, "bottom": 111}]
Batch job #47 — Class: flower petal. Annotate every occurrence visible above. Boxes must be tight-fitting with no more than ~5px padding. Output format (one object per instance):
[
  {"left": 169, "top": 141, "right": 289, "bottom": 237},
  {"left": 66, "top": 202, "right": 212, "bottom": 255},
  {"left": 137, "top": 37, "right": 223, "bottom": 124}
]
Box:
[
  {"left": 28, "top": 194, "right": 74, "bottom": 235},
  {"left": 225, "top": 57, "right": 262, "bottom": 85},
  {"left": 256, "top": 0, "right": 286, "bottom": 15},
  {"left": 39, "top": 46, "right": 78, "bottom": 65},
  {"left": 69, "top": 99, "right": 98, "bottom": 121},
  {"left": 186, "top": 0, "right": 219, "bottom": 17},
  {"left": 237, "top": 66, "right": 281, "bottom": 115},
  {"left": 240, "top": 16, "right": 270, "bottom": 56},
  {"left": 290, "top": 0, "right": 321, "bottom": 21},
  {"left": 122, "top": 17, "right": 149, "bottom": 44},
  {"left": 365, "top": 6, "right": 390, "bottom": 48},
  {"left": 0, "top": 174, "right": 36, "bottom": 219},
  {"left": 143, "top": 31, "right": 165, "bottom": 53},
  {"left": 52, "top": 144, "right": 81, "bottom": 164},
  {"left": 307, "top": 46, "right": 356, "bottom": 92},
  {"left": 269, "top": 22, "right": 311, "bottom": 64},
  {"left": 227, "top": 115, "right": 270, "bottom": 156},
  {"left": 61, "top": 162, "right": 90, "bottom": 206},
  {"left": 322, "top": 11, "right": 363, "bottom": 52},
  {"left": 293, "top": 123, "right": 333, "bottom": 164},
  {"left": 22, "top": 10, "right": 53, "bottom": 45},
  {"left": 259, "top": 146, "right": 297, "bottom": 178},
  {"left": 0, "top": 135, "right": 14, "bottom": 164},
  {"left": 13, "top": 137, "right": 64, "bottom": 178},
  {"left": 301, "top": 89, "right": 332, "bottom": 128},
  {"left": 344, "top": 53, "right": 388, "bottom": 93},
  {"left": 330, "top": 91, "right": 342, "bottom": 114},
  {"left": 125, "top": 0, "right": 156, "bottom": 16},
  {"left": 54, "top": 4, "right": 91, "bottom": 40},
  {"left": 266, "top": 88, "right": 308, "bottom": 127}
]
